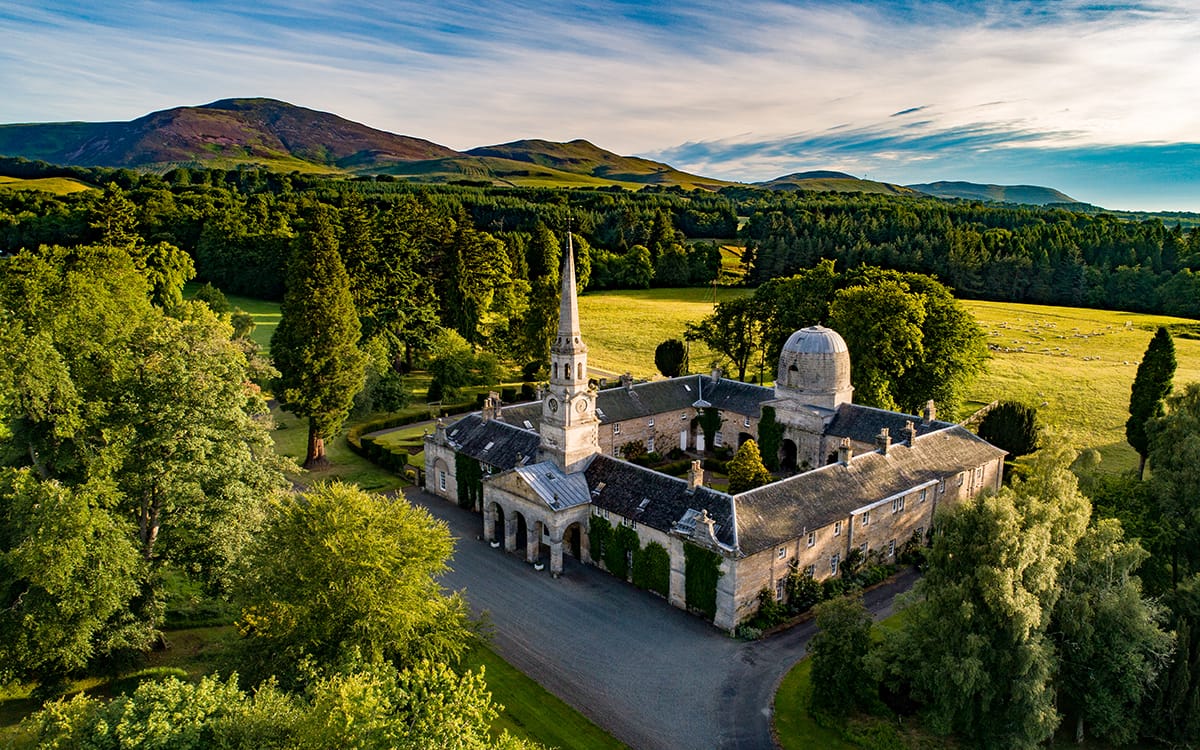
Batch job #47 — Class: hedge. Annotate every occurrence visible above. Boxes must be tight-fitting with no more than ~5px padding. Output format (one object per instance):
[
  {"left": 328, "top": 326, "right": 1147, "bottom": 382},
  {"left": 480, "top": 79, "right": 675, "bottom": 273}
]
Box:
[
  {"left": 684, "top": 543, "right": 723, "bottom": 620},
  {"left": 632, "top": 542, "right": 671, "bottom": 597}
]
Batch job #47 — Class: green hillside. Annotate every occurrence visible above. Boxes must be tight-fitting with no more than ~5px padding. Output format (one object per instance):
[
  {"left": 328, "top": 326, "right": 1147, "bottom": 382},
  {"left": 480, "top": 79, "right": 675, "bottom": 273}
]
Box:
[
  {"left": 0, "top": 174, "right": 95, "bottom": 194},
  {"left": 757, "top": 171, "right": 917, "bottom": 195},
  {"left": 465, "top": 139, "right": 734, "bottom": 190},
  {"left": 374, "top": 155, "right": 652, "bottom": 189},
  {"left": 908, "top": 180, "right": 1076, "bottom": 205}
]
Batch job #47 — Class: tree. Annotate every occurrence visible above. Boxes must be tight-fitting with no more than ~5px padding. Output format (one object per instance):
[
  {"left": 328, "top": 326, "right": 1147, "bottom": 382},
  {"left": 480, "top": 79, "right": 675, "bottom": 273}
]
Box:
[
  {"left": 0, "top": 470, "right": 149, "bottom": 687},
  {"left": 1127, "top": 326, "right": 1176, "bottom": 479},
  {"left": 977, "top": 401, "right": 1041, "bottom": 459},
  {"left": 878, "top": 448, "right": 1090, "bottom": 748},
  {"left": 727, "top": 439, "right": 772, "bottom": 494},
  {"left": 808, "top": 594, "right": 876, "bottom": 716},
  {"left": 1147, "top": 382, "right": 1200, "bottom": 584},
  {"left": 1051, "top": 519, "right": 1172, "bottom": 745},
  {"left": 757, "top": 406, "right": 784, "bottom": 471},
  {"left": 235, "top": 482, "right": 473, "bottom": 686},
  {"left": 271, "top": 209, "right": 366, "bottom": 468},
  {"left": 654, "top": 338, "right": 688, "bottom": 378},
  {"left": 829, "top": 279, "right": 926, "bottom": 411},
  {"left": 686, "top": 296, "right": 763, "bottom": 382}
]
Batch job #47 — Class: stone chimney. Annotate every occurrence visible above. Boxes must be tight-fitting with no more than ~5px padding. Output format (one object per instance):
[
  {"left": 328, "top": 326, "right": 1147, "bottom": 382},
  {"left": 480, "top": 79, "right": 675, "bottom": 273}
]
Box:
[
  {"left": 688, "top": 460, "right": 704, "bottom": 489},
  {"left": 481, "top": 391, "right": 502, "bottom": 422},
  {"left": 903, "top": 420, "right": 918, "bottom": 446},
  {"left": 710, "top": 366, "right": 722, "bottom": 382},
  {"left": 875, "top": 427, "right": 892, "bottom": 455},
  {"left": 922, "top": 400, "right": 936, "bottom": 425},
  {"left": 620, "top": 372, "right": 634, "bottom": 390},
  {"left": 434, "top": 418, "right": 447, "bottom": 442},
  {"left": 838, "top": 437, "right": 853, "bottom": 465},
  {"left": 535, "top": 385, "right": 544, "bottom": 402}
]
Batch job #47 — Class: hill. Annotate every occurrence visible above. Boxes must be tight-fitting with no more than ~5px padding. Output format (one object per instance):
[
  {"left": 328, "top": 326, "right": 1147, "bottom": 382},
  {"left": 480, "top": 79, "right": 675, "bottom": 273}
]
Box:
[
  {"left": 0, "top": 174, "right": 94, "bottom": 195},
  {"left": 756, "top": 171, "right": 918, "bottom": 195},
  {"left": 0, "top": 98, "right": 460, "bottom": 171},
  {"left": 908, "top": 180, "right": 1076, "bottom": 205},
  {"left": 464, "top": 139, "right": 734, "bottom": 189}
]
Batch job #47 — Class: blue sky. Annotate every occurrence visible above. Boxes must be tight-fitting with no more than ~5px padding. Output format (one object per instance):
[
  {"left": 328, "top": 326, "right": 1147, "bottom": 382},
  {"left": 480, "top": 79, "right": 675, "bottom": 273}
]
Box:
[{"left": 2, "top": 0, "right": 1198, "bottom": 211}]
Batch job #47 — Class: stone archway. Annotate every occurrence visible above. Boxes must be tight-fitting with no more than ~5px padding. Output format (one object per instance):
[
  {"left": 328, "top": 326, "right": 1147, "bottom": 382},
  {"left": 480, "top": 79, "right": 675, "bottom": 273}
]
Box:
[
  {"left": 511, "top": 510, "right": 528, "bottom": 557},
  {"left": 781, "top": 439, "right": 798, "bottom": 471},
  {"left": 738, "top": 432, "right": 754, "bottom": 447},
  {"left": 562, "top": 521, "right": 585, "bottom": 562},
  {"left": 485, "top": 501, "right": 506, "bottom": 547}
]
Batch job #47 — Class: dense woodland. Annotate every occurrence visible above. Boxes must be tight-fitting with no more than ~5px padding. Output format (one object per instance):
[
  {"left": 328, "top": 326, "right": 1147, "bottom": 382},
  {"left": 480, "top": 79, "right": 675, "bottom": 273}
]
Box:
[{"left": 4, "top": 159, "right": 1200, "bottom": 748}]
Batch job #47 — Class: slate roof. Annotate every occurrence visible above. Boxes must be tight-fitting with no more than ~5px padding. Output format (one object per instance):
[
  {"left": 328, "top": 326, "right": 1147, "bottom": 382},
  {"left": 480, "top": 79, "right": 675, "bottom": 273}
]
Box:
[
  {"left": 734, "top": 426, "right": 1006, "bottom": 555},
  {"left": 444, "top": 414, "right": 540, "bottom": 471},
  {"left": 584, "top": 455, "right": 737, "bottom": 548},
  {"left": 824, "top": 403, "right": 954, "bottom": 445}
]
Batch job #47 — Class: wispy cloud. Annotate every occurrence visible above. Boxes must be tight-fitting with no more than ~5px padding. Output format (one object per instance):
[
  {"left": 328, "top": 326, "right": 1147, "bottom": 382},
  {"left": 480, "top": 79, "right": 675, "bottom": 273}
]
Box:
[{"left": 0, "top": 1, "right": 1198, "bottom": 209}]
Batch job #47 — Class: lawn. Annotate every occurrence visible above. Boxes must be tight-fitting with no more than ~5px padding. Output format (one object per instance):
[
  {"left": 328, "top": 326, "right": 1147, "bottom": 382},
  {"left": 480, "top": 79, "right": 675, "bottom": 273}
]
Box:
[{"left": 0, "top": 174, "right": 95, "bottom": 195}]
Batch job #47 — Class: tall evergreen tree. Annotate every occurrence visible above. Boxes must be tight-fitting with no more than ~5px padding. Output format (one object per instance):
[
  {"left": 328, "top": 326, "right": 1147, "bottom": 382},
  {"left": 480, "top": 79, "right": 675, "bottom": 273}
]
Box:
[
  {"left": 727, "top": 439, "right": 772, "bottom": 494},
  {"left": 272, "top": 209, "right": 366, "bottom": 468},
  {"left": 1128, "top": 326, "right": 1176, "bottom": 479}
]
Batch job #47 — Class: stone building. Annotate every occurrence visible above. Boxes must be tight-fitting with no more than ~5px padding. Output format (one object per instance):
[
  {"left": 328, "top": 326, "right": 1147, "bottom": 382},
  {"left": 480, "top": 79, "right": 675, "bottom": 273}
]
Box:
[{"left": 425, "top": 239, "right": 1005, "bottom": 631}]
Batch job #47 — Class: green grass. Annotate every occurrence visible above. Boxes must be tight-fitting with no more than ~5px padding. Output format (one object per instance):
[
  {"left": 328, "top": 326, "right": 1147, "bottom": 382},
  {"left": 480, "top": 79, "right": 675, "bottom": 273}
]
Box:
[
  {"left": 463, "top": 646, "right": 626, "bottom": 750},
  {"left": 962, "top": 300, "right": 1200, "bottom": 475},
  {"left": 0, "top": 175, "right": 95, "bottom": 194},
  {"left": 222, "top": 291, "right": 281, "bottom": 353},
  {"left": 270, "top": 406, "right": 406, "bottom": 492},
  {"left": 578, "top": 286, "right": 751, "bottom": 379},
  {"left": 774, "top": 659, "right": 858, "bottom": 750},
  {"left": 370, "top": 422, "right": 430, "bottom": 467}
]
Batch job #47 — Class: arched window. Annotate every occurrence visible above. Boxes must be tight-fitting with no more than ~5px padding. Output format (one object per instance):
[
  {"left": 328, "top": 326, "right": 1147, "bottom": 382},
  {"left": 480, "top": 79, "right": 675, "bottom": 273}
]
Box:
[{"left": 577, "top": 363, "right": 583, "bottom": 380}]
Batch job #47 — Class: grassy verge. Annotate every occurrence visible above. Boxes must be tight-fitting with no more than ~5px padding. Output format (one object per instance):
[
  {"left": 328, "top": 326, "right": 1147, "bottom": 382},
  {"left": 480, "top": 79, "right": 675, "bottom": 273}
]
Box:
[{"left": 463, "top": 646, "right": 626, "bottom": 750}]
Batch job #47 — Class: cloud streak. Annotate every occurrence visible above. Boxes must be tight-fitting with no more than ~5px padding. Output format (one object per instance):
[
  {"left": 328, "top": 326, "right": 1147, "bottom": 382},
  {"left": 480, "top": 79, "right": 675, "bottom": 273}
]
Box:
[{"left": 0, "top": 1, "right": 1198, "bottom": 209}]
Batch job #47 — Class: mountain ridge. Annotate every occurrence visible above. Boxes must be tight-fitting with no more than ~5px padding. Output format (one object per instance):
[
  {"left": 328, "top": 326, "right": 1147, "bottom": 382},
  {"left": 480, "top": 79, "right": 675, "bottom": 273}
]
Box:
[{"left": 907, "top": 180, "right": 1076, "bottom": 205}]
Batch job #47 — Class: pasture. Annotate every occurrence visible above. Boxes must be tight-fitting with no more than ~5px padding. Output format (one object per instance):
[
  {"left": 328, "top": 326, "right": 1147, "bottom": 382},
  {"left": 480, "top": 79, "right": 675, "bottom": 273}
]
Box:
[{"left": 0, "top": 174, "right": 94, "bottom": 194}]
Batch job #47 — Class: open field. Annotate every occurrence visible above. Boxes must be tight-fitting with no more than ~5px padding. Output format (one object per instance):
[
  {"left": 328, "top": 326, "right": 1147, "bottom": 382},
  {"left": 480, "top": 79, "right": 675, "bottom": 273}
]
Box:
[
  {"left": 577, "top": 286, "right": 751, "bottom": 379},
  {"left": 0, "top": 174, "right": 95, "bottom": 194},
  {"left": 963, "top": 300, "right": 1200, "bottom": 474}
]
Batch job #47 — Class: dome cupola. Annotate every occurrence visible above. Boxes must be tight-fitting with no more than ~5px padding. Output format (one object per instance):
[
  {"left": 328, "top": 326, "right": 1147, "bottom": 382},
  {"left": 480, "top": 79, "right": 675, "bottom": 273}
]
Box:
[{"left": 774, "top": 325, "right": 853, "bottom": 410}]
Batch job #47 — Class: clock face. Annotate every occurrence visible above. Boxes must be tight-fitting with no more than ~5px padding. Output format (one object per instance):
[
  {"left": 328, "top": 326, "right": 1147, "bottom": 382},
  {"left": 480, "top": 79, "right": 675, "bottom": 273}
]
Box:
[
  {"left": 575, "top": 399, "right": 587, "bottom": 414},
  {"left": 548, "top": 398, "right": 559, "bottom": 413}
]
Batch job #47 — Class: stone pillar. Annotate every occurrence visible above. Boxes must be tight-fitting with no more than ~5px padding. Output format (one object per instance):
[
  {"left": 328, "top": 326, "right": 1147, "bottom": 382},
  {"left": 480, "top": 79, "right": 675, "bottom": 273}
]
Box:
[
  {"left": 526, "top": 520, "right": 541, "bottom": 563},
  {"left": 712, "top": 558, "right": 738, "bottom": 633},
  {"left": 550, "top": 539, "right": 564, "bottom": 575},
  {"left": 504, "top": 510, "right": 517, "bottom": 553},
  {"left": 667, "top": 536, "right": 686, "bottom": 610},
  {"left": 483, "top": 504, "right": 495, "bottom": 543},
  {"left": 579, "top": 525, "right": 593, "bottom": 565}
]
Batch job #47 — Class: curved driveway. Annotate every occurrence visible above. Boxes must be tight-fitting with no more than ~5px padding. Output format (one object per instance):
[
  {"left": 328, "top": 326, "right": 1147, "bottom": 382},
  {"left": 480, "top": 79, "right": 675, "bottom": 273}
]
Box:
[{"left": 405, "top": 487, "right": 916, "bottom": 750}]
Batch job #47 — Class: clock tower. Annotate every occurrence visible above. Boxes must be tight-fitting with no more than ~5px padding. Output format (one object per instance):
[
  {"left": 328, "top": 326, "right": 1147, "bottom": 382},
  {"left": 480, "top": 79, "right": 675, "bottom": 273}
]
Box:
[{"left": 540, "top": 231, "right": 600, "bottom": 472}]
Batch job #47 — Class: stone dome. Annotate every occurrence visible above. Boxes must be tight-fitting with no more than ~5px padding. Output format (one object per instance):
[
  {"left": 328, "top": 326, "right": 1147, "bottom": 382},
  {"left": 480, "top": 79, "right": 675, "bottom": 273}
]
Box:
[{"left": 775, "top": 325, "right": 853, "bottom": 410}]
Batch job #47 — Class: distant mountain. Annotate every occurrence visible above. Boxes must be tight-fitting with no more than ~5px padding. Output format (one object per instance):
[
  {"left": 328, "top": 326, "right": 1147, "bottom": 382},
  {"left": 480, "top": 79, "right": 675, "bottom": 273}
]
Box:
[
  {"left": 462, "top": 139, "right": 734, "bottom": 189},
  {"left": 907, "top": 181, "right": 1076, "bottom": 205},
  {"left": 756, "top": 171, "right": 918, "bottom": 195},
  {"left": 0, "top": 98, "right": 460, "bottom": 171}
]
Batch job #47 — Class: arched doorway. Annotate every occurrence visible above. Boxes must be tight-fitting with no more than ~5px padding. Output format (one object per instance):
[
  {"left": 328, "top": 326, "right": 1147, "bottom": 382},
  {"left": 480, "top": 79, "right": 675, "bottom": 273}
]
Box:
[
  {"left": 487, "top": 501, "right": 505, "bottom": 546},
  {"left": 738, "top": 432, "right": 754, "bottom": 447},
  {"left": 513, "top": 511, "right": 528, "bottom": 559},
  {"left": 781, "top": 439, "right": 798, "bottom": 471},
  {"left": 563, "top": 522, "right": 584, "bottom": 561}
]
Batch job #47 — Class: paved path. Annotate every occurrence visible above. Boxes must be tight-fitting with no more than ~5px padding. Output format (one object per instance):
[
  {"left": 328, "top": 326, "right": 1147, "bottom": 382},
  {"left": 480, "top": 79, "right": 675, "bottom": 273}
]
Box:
[{"left": 405, "top": 487, "right": 917, "bottom": 750}]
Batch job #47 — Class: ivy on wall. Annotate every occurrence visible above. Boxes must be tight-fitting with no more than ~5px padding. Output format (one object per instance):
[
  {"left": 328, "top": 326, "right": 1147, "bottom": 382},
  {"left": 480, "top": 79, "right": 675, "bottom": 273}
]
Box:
[
  {"left": 757, "top": 405, "right": 783, "bottom": 471},
  {"left": 698, "top": 407, "right": 723, "bottom": 449},
  {"left": 589, "top": 515, "right": 612, "bottom": 563},
  {"left": 605, "top": 524, "right": 641, "bottom": 581},
  {"left": 454, "top": 453, "right": 483, "bottom": 510},
  {"left": 632, "top": 541, "right": 671, "bottom": 597},
  {"left": 684, "top": 543, "right": 723, "bottom": 620}
]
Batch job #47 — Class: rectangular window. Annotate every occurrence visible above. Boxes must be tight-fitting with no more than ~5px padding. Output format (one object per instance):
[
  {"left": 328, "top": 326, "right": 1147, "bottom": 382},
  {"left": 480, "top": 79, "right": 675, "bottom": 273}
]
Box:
[
  {"left": 919, "top": 488, "right": 928, "bottom": 502},
  {"left": 888, "top": 539, "right": 896, "bottom": 557},
  {"left": 714, "top": 432, "right": 724, "bottom": 447},
  {"left": 744, "top": 416, "right": 751, "bottom": 427},
  {"left": 860, "top": 543, "right": 868, "bottom": 557},
  {"left": 681, "top": 412, "right": 688, "bottom": 421},
  {"left": 892, "top": 497, "right": 905, "bottom": 513},
  {"left": 974, "top": 467, "right": 984, "bottom": 485},
  {"left": 830, "top": 553, "right": 840, "bottom": 575},
  {"left": 647, "top": 436, "right": 655, "bottom": 452},
  {"left": 438, "top": 471, "right": 446, "bottom": 491},
  {"left": 778, "top": 546, "right": 787, "bottom": 559},
  {"left": 613, "top": 423, "right": 621, "bottom": 435},
  {"left": 862, "top": 510, "right": 870, "bottom": 526},
  {"left": 938, "top": 479, "right": 946, "bottom": 494},
  {"left": 648, "top": 417, "right": 655, "bottom": 427},
  {"left": 804, "top": 564, "right": 815, "bottom": 578},
  {"left": 775, "top": 579, "right": 785, "bottom": 601},
  {"left": 957, "top": 472, "right": 965, "bottom": 487},
  {"left": 834, "top": 521, "right": 842, "bottom": 536},
  {"left": 807, "top": 531, "right": 815, "bottom": 547}
]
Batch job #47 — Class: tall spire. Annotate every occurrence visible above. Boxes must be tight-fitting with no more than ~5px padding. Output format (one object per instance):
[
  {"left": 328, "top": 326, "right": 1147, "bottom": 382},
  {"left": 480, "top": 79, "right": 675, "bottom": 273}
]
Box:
[{"left": 554, "top": 225, "right": 583, "bottom": 350}]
